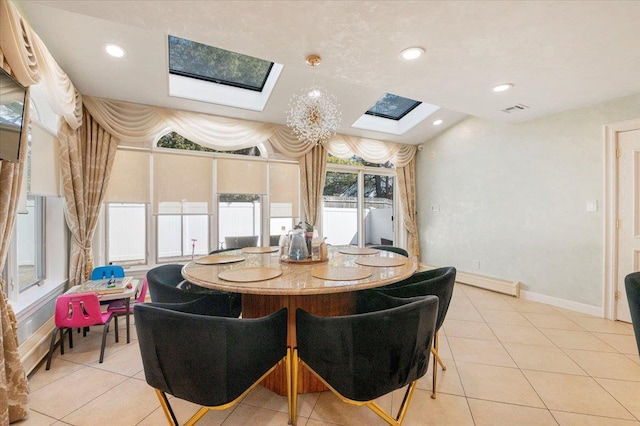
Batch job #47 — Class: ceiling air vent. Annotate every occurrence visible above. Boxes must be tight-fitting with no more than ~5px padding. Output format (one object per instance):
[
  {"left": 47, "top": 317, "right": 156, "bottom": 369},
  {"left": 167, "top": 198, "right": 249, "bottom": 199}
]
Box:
[{"left": 501, "top": 103, "right": 529, "bottom": 113}]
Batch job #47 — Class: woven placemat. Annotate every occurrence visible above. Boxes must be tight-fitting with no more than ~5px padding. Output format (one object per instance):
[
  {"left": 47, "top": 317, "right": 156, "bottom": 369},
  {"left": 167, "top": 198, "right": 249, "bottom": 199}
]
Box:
[
  {"left": 194, "top": 254, "right": 246, "bottom": 265},
  {"left": 218, "top": 267, "right": 282, "bottom": 282},
  {"left": 241, "top": 246, "right": 279, "bottom": 254},
  {"left": 311, "top": 266, "right": 372, "bottom": 281},
  {"left": 355, "top": 256, "right": 407, "bottom": 267},
  {"left": 338, "top": 246, "right": 380, "bottom": 255}
]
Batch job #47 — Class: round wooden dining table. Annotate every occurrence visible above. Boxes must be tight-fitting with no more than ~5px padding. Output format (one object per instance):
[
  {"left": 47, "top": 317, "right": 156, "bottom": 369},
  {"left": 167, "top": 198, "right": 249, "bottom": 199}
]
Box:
[{"left": 181, "top": 245, "right": 417, "bottom": 395}]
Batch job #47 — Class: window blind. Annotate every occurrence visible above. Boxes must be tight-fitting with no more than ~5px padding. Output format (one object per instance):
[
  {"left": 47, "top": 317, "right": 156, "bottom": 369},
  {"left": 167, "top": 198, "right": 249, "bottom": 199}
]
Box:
[
  {"left": 269, "top": 162, "right": 299, "bottom": 218},
  {"left": 217, "top": 158, "right": 267, "bottom": 194},
  {"left": 105, "top": 149, "right": 150, "bottom": 203},
  {"left": 154, "top": 152, "right": 213, "bottom": 214}
]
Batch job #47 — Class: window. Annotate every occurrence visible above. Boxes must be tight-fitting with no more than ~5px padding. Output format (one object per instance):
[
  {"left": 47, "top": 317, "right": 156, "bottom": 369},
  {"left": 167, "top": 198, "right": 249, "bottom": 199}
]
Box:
[
  {"left": 106, "top": 203, "right": 147, "bottom": 266},
  {"left": 323, "top": 171, "right": 359, "bottom": 246},
  {"left": 323, "top": 156, "right": 396, "bottom": 247},
  {"left": 167, "top": 36, "right": 283, "bottom": 112},
  {"left": 363, "top": 173, "right": 395, "bottom": 246},
  {"left": 365, "top": 93, "right": 421, "bottom": 120},
  {"left": 157, "top": 210, "right": 209, "bottom": 262},
  {"left": 16, "top": 195, "right": 45, "bottom": 291},
  {"left": 352, "top": 94, "right": 439, "bottom": 136},
  {"left": 168, "top": 35, "right": 273, "bottom": 92},
  {"left": 157, "top": 132, "right": 262, "bottom": 156},
  {"left": 218, "top": 194, "right": 261, "bottom": 249}
]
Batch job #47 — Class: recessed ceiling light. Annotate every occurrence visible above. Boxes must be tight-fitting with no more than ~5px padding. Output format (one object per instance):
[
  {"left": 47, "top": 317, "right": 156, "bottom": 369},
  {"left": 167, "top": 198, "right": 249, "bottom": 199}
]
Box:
[
  {"left": 400, "top": 47, "right": 424, "bottom": 60},
  {"left": 493, "top": 83, "right": 513, "bottom": 93},
  {"left": 432, "top": 119, "right": 443, "bottom": 126},
  {"left": 105, "top": 43, "right": 126, "bottom": 58}
]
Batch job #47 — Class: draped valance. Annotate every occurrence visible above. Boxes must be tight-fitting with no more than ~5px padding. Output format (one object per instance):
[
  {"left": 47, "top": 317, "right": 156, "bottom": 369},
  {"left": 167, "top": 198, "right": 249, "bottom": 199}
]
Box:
[
  {"left": 0, "top": 0, "right": 82, "bottom": 129},
  {"left": 83, "top": 96, "right": 417, "bottom": 167}
]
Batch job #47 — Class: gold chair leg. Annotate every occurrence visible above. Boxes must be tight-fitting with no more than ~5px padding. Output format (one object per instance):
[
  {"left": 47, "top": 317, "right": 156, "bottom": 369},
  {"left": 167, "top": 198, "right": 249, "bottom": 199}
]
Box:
[
  {"left": 184, "top": 407, "right": 210, "bottom": 426},
  {"left": 286, "top": 348, "right": 294, "bottom": 426},
  {"left": 301, "top": 359, "right": 418, "bottom": 426},
  {"left": 434, "top": 332, "right": 447, "bottom": 370},
  {"left": 431, "top": 353, "right": 437, "bottom": 399},
  {"left": 430, "top": 332, "right": 447, "bottom": 399},
  {"left": 155, "top": 389, "right": 179, "bottom": 426},
  {"left": 394, "top": 381, "right": 418, "bottom": 425},
  {"left": 291, "top": 349, "right": 299, "bottom": 426}
]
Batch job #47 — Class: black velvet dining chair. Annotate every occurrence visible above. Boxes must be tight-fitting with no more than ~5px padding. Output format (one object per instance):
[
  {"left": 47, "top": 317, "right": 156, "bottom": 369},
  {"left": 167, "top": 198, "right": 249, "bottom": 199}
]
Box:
[
  {"left": 224, "top": 235, "right": 259, "bottom": 249},
  {"left": 134, "top": 301, "right": 291, "bottom": 425},
  {"left": 625, "top": 271, "right": 640, "bottom": 356},
  {"left": 369, "top": 245, "right": 409, "bottom": 257},
  {"left": 293, "top": 292, "right": 438, "bottom": 426},
  {"left": 146, "top": 264, "right": 241, "bottom": 318},
  {"left": 208, "top": 247, "right": 239, "bottom": 255},
  {"left": 373, "top": 266, "right": 457, "bottom": 399}
]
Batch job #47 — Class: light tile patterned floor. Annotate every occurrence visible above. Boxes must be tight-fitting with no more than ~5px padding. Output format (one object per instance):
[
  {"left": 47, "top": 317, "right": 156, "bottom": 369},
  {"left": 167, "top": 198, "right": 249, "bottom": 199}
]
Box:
[{"left": 15, "top": 284, "right": 640, "bottom": 425}]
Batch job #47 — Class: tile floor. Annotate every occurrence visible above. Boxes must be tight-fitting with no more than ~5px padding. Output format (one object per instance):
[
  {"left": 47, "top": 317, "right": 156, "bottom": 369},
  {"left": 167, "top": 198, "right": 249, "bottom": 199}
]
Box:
[{"left": 16, "top": 284, "right": 640, "bottom": 425}]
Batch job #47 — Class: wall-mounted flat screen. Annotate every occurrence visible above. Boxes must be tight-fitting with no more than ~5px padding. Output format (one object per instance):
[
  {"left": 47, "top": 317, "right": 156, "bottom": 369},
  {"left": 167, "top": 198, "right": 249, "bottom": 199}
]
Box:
[{"left": 0, "top": 68, "right": 27, "bottom": 163}]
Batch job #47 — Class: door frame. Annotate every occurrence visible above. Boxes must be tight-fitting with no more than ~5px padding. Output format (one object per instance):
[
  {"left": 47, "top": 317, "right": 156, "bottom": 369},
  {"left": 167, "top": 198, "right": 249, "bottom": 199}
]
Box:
[{"left": 604, "top": 117, "right": 640, "bottom": 320}]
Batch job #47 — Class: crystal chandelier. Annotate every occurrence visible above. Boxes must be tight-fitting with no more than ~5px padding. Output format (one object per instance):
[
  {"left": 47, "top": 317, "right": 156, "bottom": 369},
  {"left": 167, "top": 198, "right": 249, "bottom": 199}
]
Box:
[{"left": 286, "top": 55, "right": 341, "bottom": 145}]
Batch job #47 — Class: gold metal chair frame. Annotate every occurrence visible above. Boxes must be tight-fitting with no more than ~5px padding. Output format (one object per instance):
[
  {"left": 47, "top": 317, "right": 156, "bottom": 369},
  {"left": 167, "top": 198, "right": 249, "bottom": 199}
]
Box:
[
  {"left": 151, "top": 342, "right": 428, "bottom": 425},
  {"left": 290, "top": 349, "right": 419, "bottom": 426},
  {"left": 431, "top": 332, "right": 447, "bottom": 399},
  {"left": 154, "top": 349, "right": 293, "bottom": 426}
]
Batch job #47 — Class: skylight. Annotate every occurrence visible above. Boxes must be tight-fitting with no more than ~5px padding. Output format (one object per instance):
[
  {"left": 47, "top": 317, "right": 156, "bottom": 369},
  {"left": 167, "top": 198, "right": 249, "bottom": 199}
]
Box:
[
  {"left": 364, "top": 93, "right": 422, "bottom": 121},
  {"left": 167, "top": 36, "right": 283, "bottom": 111},
  {"left": 168, "top": 35, "right": 273, "bottom": 91},
  {"left": 352, "top": 93, "right": 440, "bottom": 136}
]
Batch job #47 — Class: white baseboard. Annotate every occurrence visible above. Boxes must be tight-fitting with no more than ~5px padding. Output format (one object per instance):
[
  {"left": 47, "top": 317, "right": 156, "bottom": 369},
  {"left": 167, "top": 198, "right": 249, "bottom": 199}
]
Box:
[
  {"left": 419, "top": 264, "right": 603, "bottom": 317},
  {"left": 456, "top": 271, "right": 520, "bottom": 297},
  {"left": 520, "top": 289, "right": 603, "bottom": 317},
  {"left": 419, "top": 264, "right": 520, "bottom": 297},
  {"left": 18, "top": 317, "right": 54, "bottom": 375}
]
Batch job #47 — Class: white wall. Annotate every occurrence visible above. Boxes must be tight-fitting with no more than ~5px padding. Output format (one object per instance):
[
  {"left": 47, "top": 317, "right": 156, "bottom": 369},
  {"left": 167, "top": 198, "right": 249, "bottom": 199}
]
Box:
[{"left": 417, "top": 93, "right": 640, "bottom": 308}]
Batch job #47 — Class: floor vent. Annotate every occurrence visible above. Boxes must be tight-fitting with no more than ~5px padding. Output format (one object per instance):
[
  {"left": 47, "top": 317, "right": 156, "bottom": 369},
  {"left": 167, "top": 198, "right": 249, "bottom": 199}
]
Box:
[{"left": 502, "top": 103, "right": 529, "bottom": 114}]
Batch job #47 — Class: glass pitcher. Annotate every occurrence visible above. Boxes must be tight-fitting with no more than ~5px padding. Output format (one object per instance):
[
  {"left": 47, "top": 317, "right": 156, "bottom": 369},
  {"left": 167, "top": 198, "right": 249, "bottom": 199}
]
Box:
[{"left": 288, "top": 229, "right": 309, "bottom": 261}]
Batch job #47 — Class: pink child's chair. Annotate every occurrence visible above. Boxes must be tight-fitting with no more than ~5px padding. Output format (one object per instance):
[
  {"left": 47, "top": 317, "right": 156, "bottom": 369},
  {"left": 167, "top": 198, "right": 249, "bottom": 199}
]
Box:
[
  {"left": 46, "top": 293, "right": 118, "bottom": 370},
  {"left": 107, "top": 277, "right": 148, "bottom": 316},
  {"left": 107, "top": 276, "right": 147, "bottom": 314}
]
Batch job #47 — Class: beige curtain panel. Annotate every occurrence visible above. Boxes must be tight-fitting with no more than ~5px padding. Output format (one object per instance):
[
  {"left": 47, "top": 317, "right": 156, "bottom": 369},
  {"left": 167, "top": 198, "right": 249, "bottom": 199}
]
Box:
[
  {"left": 0, "top": 54, "right": 31, "bottom": 423},
  {"left": 396, "top": 157, "right": 420, "bottom": 257},
  {"left": 299, "top": 144, "right": 328, "bottom": 228},
  {"left": 59, "top": 108, "right": 119, "bottom": 286}
]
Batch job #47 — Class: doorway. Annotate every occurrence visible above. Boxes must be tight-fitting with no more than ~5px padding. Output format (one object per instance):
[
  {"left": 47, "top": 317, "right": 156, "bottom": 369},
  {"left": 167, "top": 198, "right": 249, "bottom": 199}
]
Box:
[{"left": 605, "top": 118, "right": 640, "bottom": 321}]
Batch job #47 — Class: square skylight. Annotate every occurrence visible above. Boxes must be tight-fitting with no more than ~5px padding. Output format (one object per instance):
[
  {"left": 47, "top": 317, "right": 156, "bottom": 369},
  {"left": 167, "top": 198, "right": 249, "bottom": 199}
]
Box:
[
  {"left": 169, "top": 35, "right": 273, "bottom": 91},
  {"left": 167, "top": 35, "right": 283, "bottom": 111},
  {"left": 352, "top": 93, "right": 440, "bottom": 136},
  {"left": 365, "top": 93, "right": 421, "bottom": 120}
]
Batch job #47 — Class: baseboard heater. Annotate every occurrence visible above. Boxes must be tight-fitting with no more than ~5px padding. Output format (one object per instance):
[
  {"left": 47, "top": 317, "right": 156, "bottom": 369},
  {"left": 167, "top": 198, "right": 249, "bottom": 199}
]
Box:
[{"left": 419, "top": 264, "right": 520, "bottom": 297}]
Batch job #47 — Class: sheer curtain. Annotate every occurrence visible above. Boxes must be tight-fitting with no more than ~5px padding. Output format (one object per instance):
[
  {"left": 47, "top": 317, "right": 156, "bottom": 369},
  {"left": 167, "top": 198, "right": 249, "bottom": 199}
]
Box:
[{"left": 59, "top": 109, "right": 119, "bottom": 285}]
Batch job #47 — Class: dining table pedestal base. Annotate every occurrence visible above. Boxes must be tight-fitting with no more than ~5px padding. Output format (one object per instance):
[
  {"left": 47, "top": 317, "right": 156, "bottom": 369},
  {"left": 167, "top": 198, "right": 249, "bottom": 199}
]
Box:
[{"left": 242, "top": 292, "right": 355, "bottom": 395}]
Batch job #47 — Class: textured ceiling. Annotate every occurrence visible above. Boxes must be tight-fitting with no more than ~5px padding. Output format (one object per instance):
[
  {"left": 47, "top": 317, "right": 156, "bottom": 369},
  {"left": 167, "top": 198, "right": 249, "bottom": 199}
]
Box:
[{"left": 18, "top": 0, "right": 640, "bottom": 145}]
